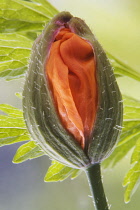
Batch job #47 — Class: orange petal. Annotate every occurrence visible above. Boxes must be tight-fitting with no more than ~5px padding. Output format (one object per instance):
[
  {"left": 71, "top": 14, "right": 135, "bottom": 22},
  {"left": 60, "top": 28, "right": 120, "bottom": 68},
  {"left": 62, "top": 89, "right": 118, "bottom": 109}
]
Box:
[{"left": 46, "top": 28, "right": 97, "bottom": 149}]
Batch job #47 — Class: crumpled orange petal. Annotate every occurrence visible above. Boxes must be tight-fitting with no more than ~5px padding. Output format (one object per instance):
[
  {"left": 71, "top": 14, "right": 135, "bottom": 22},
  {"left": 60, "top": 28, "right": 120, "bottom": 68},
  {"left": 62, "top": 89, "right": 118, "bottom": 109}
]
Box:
[{"left": 46, "top": 28, "right": 97, "bottom": 149}]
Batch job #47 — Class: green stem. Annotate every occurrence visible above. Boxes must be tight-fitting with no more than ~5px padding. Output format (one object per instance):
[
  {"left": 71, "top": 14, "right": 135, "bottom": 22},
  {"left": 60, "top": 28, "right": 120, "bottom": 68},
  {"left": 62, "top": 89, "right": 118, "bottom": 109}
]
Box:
[{"left": 85, "top": 163, "right": 109, "bottom": 210}]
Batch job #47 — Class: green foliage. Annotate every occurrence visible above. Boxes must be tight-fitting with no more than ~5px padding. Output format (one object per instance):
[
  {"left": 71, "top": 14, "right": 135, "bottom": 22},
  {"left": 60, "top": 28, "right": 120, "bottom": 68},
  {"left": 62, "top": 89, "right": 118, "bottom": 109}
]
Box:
[
  {"left": 0, "top": 0, "right": 58, "bottom": 33},
  {"left": 0, "top": 33, "right": 32, "bottom": 80},
  {"left": 107, "top": 52, "right": 140, "bottom": 82},
  {"left": 123, "top": 139, "right": 140, "bottom": 203},
  {"left": 13, "top": 141, "right": 45, "bottom": 163},
  {"left": 0, "top": 0, "right": 58, "bottom": 80},
  {"left": 103, "top": 96, "right": 140, "bottom": 202},
  {"left": 71, "top": 168, "right": 82, "bottom": 179},
  {"left": 15, "top": 92, "right": 23, "bottom": 99},
  {"left": 0, "top": 104, "right": 30, "bottom": 146},
  {"left": 44, "top": 160, "right": 81, "bottom": 182}
]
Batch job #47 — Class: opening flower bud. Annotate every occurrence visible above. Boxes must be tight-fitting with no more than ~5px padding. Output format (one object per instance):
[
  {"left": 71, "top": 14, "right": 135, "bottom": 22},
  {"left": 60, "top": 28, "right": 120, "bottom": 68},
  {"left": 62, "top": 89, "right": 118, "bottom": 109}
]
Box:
[{"left": 23, "top": 12, "right": 123, "bottom": 169}]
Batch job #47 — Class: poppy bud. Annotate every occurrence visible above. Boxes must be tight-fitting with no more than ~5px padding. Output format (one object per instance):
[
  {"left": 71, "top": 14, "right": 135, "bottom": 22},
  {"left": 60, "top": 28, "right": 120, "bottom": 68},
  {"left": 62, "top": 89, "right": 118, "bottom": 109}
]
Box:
[{"left": 23, "top": 11, "right": 123, "bottom": 169}]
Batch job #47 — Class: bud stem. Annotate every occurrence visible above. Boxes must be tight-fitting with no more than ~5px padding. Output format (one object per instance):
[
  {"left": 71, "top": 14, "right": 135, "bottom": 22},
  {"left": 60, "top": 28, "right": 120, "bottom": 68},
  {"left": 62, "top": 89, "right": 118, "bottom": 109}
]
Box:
[{"left": 85, "top": 163, "right": 109, "bottom": 210}]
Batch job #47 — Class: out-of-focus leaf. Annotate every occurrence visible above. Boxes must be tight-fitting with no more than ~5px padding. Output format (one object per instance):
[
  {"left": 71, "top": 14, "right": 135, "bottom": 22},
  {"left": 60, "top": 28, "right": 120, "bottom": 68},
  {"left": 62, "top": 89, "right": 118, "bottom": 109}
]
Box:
[
  {"left": 107, "top": 52, "right": 140, "bottom": 82},
  {"left": 103, "top": 129, "right": 139, "bottom": 168},
  {"left": 103, "top": 96, "right": 140, "bottom": 202},
  {"left": 71, "top": 168, "right": 82, "bottom": 180},
  {"left": 0, "top": 33, "right": 32, "bottom": 80},
  {"left": 0, "top": 0, "right": 58, "bottom": 80},
  {"left": 131, "top": 139, "right": 140, "bottom": 164},
  {"left": 13, "top": 141, "right": 45, "bottom": 163},
  {"left": 0, "top": 104, "right": 30, "bottom": 146},
  {"left": 103, "top": 96, "right": 140, "bottom": 168},
  {"left": 15, "top": 92, "right": 22, "bottom": 99},
  {"left": 44, "top": 160, "right": 81, "bottom": 182},
  {"left": 123, "top": 139, "right": 140, "bottom": 203},
  {"left": 0, "top": 0, "right": 58, "bottom": 33},
  {"left": 123, "top": 96, "right": 140, "bottom": 120},
  {"left": 0, "top": 103, "right": 23, "bottom": 117}
]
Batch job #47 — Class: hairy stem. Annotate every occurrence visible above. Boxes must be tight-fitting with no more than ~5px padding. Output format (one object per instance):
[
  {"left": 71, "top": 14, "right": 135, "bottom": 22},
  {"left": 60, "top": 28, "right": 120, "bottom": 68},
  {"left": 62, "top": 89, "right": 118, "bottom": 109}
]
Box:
[{"left": 85, "top": 163, "right": 109, "bottom": 210}]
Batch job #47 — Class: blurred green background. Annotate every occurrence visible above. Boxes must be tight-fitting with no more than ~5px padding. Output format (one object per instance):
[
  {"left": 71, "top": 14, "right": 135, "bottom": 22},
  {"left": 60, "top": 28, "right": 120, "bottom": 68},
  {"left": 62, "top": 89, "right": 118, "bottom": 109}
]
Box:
[{"left": 0, "top": 0, "right": 140, "bottom": 210}]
